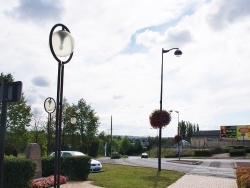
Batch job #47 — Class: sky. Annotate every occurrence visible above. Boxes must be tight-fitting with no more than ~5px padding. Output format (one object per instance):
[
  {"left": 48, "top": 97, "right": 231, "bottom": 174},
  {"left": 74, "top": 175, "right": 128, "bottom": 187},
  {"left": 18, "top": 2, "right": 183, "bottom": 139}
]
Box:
[{"left": 1, "top": 0, "right": 250, "bottom": 138}]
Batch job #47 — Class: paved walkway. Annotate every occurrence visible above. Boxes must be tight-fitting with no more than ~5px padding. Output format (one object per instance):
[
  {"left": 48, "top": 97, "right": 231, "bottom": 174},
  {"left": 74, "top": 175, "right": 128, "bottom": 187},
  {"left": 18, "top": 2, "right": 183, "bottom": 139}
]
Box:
[
  {"left": 60, "top": 171, "right": 237, "bottom": 187},
  {"left": 59, "top": 181, "right": 103, "bottom": 188},
  {"left": 59, "top": 174, "right": 237, "bottom": 188},
  {"left": 167, "top": 174, "right": 237, "bottom": 188}
]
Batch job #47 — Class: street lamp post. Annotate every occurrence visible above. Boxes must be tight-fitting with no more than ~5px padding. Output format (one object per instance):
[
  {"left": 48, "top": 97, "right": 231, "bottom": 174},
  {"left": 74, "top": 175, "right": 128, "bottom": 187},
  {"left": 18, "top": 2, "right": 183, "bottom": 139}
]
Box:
[
  {"left": 158, "top": 48, "right": 182, "bottom": 171},
  {"left": 241, "top": 133, "right": 246, "bottom": 158},
  {"left": 110, "top": 115, "right": 113, "bottom": 157},
  {"left": 241, "top": 133, "right": 245, "bottom": 147},
  {"left": 44, "top": 97, "right": 56, "bottom": 156},
  {"left": 170, "top": 110, "right": 179, "bottom": 135},
  {"left": 49, "top": 23, "right": 75, "bottom": 188}
]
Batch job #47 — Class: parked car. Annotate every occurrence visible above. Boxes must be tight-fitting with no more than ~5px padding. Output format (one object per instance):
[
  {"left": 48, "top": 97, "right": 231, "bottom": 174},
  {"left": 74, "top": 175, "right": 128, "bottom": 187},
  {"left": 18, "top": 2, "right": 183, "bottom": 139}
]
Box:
[
  {"left": 141, "top": 152, "right": 148, "bottom": 158},
  {"left": 50, "top": 151, "right": 102, "bottom": 172},
  {"left": 90, "top": 159, "right": 102, "bottom": 172}
]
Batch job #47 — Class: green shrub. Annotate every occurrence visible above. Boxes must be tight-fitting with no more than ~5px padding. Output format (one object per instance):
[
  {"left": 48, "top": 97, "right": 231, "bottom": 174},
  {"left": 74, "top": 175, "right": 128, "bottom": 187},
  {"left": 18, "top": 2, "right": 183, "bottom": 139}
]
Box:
[
  {"left": 210, "top": 147, "right": 224, "bottom": 154},
  {"left": 42, "top": 156, "right": 91, "bottom": 181},
  {"left": 111, "top": 153, "right": 121, "bottom": 159},
  {"left": 194, "top": 150, "right": 212, "bottom": 157},
  {"left": 61, "top": 156, "right": 91, "bottom": 180},
  {"left": 234, "top": 146, "right": 244, "bottom": 149},
  {"left": 4, "top": 156, "right": 36, "bottom": 188},
  {"left": 181, "top": 149, "right": 194, "bottom": 157},
  {"left": 41, "top": 157, "right": 55, "bottom": 177},
  {"left": 163, "top": 148, "right": 176, "bottom": 158},
  {"left": 229, "top": 149, "right": 245, "bottom": 156},
  {"left": 224, "top": 146, "right": 233, "bottom": 153},
  {"left": 244, "top": 148, "right": 250, "bottom": 153},
  {"left": 163, "top": 148, "right": 194, "bottom": 158}
]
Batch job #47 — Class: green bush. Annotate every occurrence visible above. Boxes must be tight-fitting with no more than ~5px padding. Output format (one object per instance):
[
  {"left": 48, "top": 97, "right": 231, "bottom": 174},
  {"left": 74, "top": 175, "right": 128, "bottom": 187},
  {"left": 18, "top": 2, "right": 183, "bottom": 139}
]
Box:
[
  {"left": 194, "top": 150, "right": 212, "bottom": 157},
  {"left": 111, "top": 152, "right": 121, "bottom": 159},
  {"left": 61, "top": 156, "right": 91, "bottom": 180},
  {"left": 42, "top": 156, "right": 91, "bottom": 181},
  {"left": 4, "top": 156, "right": 36, "bottom": 188},
  {"left": 224, "top": 146, "right": 233, "bottom": 153},
  {"left": 210, "top": 147, "right": 224, "bottom": 154},
  {"left": 229, "top": 149, "right": 245, "bottom": 156},
  {"left": 181, "top": 149, "right": 194, "bottom": 157},
  {"left": 41, "top": 157, "right": 55, "bottom": 177},
  {"left": 244, "top": 148, "right": 250, "bottom": 153}
]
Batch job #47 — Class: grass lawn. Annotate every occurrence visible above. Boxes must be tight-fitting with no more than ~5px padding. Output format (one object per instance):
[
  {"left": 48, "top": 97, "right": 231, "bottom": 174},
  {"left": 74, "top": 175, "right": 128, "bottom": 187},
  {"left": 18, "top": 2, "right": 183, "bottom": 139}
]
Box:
[{"left": 88, "top": 164, "right": 184, "bottom": 188}]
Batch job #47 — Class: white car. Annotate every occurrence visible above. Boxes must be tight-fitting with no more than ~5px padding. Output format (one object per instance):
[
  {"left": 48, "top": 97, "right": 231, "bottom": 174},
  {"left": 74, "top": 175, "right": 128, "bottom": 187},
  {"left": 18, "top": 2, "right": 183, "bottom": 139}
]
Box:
[
  {"left": 50, "top": 151, "right": 102, "bottom": 172},
  {"left": 141, "top": 152, "right": 148, "bottom": 158}
]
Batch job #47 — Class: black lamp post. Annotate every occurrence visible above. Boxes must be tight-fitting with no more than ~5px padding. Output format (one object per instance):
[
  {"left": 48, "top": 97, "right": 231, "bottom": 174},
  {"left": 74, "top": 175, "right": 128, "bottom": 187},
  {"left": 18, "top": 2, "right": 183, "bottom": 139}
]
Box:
[
  {"left": 49, "top": 23, "right": 75, "bottom": 188},
  {"left": 158, "top": 48, "right": 182, "bottom": 171},
  {"left": 170, "top": 110, "right": 180, "bottom": 135},
  {"left": 44, "top": 97, "right": 56, "bottom": 156},
  {"left": 241, "top": 133, "right": 245, "bottom": 147}
]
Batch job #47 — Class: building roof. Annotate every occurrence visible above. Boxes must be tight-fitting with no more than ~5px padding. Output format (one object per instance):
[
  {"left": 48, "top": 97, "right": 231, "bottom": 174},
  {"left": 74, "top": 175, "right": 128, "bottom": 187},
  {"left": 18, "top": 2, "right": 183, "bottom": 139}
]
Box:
[{"left": 192, "top": 130, "right": 220, "bottom": 138}]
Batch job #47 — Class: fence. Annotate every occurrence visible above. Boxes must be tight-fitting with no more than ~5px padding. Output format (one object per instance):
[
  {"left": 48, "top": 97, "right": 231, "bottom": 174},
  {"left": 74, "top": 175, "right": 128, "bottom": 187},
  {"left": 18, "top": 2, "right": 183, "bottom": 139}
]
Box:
[{"left": 191, "top": 138, "right": 250, "bottom": 149}]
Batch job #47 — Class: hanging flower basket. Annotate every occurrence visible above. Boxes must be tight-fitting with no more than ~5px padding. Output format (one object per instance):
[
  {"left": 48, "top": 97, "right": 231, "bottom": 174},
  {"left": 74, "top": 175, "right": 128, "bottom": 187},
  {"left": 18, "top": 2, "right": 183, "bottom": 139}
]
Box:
[
  {"left": 173, "top": 135, "right": 182, "bottom": 143},
  {"left": 149, "top": 109, "right": 171, "bottom": 129}
]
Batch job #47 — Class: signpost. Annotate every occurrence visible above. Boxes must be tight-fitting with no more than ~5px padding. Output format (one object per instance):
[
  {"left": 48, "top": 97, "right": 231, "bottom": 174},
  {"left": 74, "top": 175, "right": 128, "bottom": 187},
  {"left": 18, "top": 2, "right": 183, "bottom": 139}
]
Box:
[{"left": 0, "top": 81, "right": 22, "bottom": 188}]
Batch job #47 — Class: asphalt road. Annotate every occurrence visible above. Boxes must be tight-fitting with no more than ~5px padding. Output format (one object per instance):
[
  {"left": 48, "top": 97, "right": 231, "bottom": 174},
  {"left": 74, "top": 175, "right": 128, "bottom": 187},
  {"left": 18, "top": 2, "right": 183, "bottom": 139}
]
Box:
[{"left": 98, "top": 157, "right": 241, "bottom": 178}]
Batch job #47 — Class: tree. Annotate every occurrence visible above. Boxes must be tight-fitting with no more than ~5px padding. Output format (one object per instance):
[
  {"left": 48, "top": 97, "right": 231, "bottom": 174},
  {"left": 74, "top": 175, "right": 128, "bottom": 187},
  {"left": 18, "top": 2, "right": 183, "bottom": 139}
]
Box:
[
  {"left": 75, "top": 98, "right": 100, "bottom": 155},
  {"left": 179, "top": 120, "right": 199, "bottom": 142},
  {"left": 60, "top": 98, "right": 100, "bottom": 156},
  {"left": 120, "top": 136, "right": 132, "bottom": 155},
  {"left": 28, "top": 108, "right": 47, "bottom": 155},
  {"left": 30, "top": 108, "right": 44, "bottom": 143}
]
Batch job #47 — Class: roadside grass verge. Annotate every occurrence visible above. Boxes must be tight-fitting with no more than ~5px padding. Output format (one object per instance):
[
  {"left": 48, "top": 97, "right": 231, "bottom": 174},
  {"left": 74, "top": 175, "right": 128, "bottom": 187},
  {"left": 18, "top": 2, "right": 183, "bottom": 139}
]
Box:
[{"left": 88, "top": 164, "right": 184, "bottom": 188}]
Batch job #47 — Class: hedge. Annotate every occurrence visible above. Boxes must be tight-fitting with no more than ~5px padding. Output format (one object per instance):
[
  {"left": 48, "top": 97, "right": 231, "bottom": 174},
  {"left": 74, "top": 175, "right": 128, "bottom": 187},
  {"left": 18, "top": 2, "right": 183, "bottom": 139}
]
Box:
[
  {"left": 42, "top": 156, "right": 91, "bottom": 180},
  {"left": 229, "top": 149, "right": 245, "bottom": 157},
  {"left": 194, "top": 150, "right": 212, "bottom": 157},
  {"left": 4, "top": 156, "right": 36, "bottom": 188}
]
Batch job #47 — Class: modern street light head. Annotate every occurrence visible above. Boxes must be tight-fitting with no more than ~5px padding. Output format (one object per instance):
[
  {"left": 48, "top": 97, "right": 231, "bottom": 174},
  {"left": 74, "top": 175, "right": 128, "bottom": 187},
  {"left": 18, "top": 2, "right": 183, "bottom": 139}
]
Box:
[
  {"left": 174, "top": 49, "right": 182, "bottom": 57},
  {"left": 170, "top": 109, "right": 179, "bottom": 113}
]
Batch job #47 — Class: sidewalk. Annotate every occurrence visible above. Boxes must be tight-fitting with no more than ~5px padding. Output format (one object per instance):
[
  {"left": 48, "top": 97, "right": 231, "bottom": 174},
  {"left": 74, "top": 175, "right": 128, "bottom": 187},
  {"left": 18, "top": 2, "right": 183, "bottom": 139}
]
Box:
[
  {"left": 167, "top": 174, "right": 237, "bottom": 188},
  {"left": 60, "top": 168, "right": 237, "bottom": 188},
  {"left": 59, "top": 181, "right": 103, "bottom": 188},
  {"left": 59, "top": 175, "right": 237, "bottom": 188}
]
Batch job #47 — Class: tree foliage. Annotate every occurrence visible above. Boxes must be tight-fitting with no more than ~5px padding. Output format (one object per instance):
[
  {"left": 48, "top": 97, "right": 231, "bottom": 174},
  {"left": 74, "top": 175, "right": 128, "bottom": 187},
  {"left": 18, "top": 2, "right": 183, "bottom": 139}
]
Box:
[
  {"left": 179, "top": 120, "right": 199, "bottom": 141},
  {"left": 61, "top": 98, "right": 100, "bottom": 157}
]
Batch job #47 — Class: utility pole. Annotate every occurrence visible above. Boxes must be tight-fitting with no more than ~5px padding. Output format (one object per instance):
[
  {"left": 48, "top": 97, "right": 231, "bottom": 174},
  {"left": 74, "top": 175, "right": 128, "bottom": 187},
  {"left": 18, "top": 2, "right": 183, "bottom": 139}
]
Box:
[{"left": 110, "top": 116, "right": 113, "bottom": 156}]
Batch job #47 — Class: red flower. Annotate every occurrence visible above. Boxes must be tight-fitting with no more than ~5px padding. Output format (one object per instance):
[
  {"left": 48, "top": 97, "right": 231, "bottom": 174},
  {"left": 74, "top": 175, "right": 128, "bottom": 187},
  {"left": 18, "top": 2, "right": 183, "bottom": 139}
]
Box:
[
  {"left": 31, "top": 175, "right": 67, "bottom": 188},
  {"left": 149, "top": 109, "right": 171, "bottom": 129},
  {"left": 173, "top": 135, "right": 182, "bottom": 143}
]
